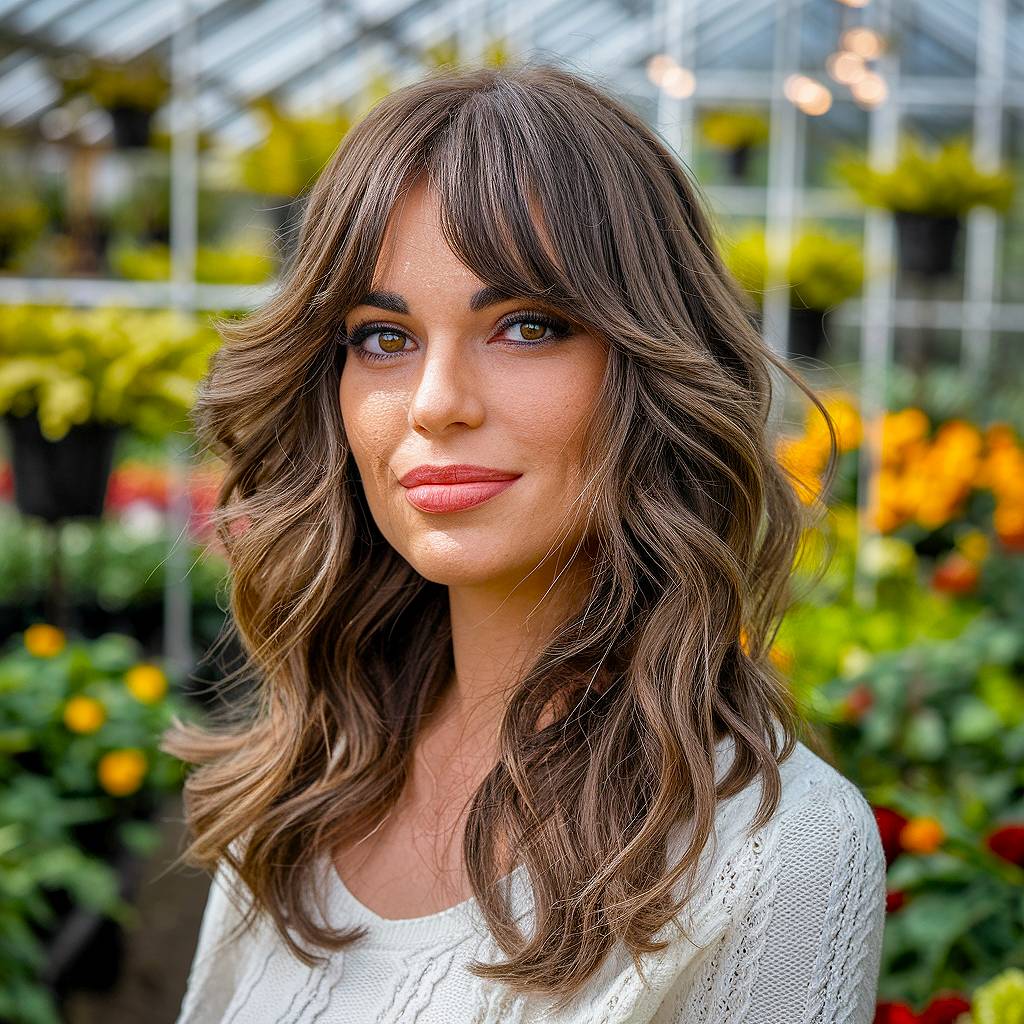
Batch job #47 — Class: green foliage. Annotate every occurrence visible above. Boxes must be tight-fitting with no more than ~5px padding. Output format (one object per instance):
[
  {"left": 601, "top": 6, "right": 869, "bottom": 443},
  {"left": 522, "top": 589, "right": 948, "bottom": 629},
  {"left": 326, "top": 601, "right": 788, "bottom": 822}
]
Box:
[
  {"left": 834, "top": 135, "right": 1016, "bottom": 216},
  {"left": 0, "top": 630, "right": 199, "bottom": 1022},
  {"left": 0, "top": 305, "right": 220, "bottom": 440},
  {"left": 0, "top": 503, "right": 229, "bottom": 611},
  {"left": 809, "top": 550, "right": 1024, "bottom": 1007},
  {"left": 700, "top": 109, "right": 770, "bottom": 150},
  {"left": 109, "top": 239, "right": 275, "bottom": 284},
  {"left": 722, "top": 223, "right": 864, "bottom": 310}
]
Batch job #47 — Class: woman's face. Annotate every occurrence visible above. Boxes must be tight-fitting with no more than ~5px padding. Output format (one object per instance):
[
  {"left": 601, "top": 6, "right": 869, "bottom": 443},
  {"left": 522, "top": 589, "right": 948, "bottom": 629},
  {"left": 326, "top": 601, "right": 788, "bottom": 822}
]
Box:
[{"left": 338, "top": 181, "right": 608, "bottom": 591}]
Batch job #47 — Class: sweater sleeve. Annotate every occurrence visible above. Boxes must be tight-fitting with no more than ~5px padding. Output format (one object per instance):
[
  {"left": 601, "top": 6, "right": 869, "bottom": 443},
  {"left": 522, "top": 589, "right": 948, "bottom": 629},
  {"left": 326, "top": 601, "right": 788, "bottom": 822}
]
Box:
[
  {"left": 662, "top": 780, "right": 888, "bottom": 1024},
  {"left": 174, "top": 859, "right": 251, "bottom": 1024}
]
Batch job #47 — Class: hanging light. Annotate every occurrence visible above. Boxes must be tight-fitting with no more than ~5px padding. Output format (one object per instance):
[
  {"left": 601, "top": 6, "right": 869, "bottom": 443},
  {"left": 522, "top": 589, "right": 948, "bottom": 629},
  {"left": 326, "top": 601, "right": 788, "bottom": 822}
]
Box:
[
  {"left": 662, "top": 66, "right": 696, "bottom": 98},
  {"left": 851, "top": 71, "right": 888, "bottom": 108},
  {"left": 836, "top": 0, "right": 870, "bottom": 7},
  {"left": 840, "top": 27, "right": 885, "bottom": 59},
  {"left": 646, "top": 54, "right": 674, "bottom": 87},
  {"left": 826, "top": 50, "right": 868, "bottom": 85},
  {"left": 784, "top": 74, "right": 833, "bottom": 116}
]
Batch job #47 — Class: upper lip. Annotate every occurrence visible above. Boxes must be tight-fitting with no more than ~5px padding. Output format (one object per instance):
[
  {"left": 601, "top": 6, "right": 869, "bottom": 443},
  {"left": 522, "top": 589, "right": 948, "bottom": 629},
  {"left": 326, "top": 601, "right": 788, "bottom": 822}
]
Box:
[{"left": 398, "top": 464, "right": 522, "bottom": 487}]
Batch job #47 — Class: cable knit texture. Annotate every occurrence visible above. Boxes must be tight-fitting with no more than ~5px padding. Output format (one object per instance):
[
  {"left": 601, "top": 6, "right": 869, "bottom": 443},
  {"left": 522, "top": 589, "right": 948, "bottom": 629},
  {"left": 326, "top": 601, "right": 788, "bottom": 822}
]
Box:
[{"left": 174, "top": 734, "right": 887, "bottom": 1023}]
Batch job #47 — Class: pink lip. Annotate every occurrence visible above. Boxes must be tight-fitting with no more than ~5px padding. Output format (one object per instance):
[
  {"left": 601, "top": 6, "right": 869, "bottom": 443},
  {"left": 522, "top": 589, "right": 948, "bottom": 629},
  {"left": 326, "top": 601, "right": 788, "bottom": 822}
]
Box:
[{"left": 398, "top": 464, "right": 522, "bottom": 514}]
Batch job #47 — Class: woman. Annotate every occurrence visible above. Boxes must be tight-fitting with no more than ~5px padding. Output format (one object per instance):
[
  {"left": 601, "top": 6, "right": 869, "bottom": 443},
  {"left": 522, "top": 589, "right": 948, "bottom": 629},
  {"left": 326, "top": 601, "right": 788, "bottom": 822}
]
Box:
[{"left": 168, "top": 61, "right": 887, "bottom": 1023}]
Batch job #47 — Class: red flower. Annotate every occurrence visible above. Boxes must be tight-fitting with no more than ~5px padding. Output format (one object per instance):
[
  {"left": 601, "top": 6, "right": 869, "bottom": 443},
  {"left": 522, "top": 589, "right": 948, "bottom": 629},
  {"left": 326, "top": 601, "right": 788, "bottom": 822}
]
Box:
[
  {"left": 986, "top": 824, "right": 1024, "bottom": 867},
  {"left": 843, "top": 683, "right": 875, "bottom": 723},
  {"left": 920, "top": 994, "right": 971, "bottom": 1024},
  {"left": 875, "top": 1001, "right": 918, "bottom": 1024},
  {"left": 930, "top": 553, "right": 979, "bottom": 595},
  {"left": 885, "top": 889, "right": 906, "bottom": 913},
  {"left": 873, "top": 805, "right": 909, "bottom": 867}
]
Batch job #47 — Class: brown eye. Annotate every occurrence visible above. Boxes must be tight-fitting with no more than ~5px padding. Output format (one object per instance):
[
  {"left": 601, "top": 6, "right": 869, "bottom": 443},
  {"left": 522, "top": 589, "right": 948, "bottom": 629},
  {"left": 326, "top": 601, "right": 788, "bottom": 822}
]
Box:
[{"left": 378, "top": 331, "right": 406, "bottom": 353}]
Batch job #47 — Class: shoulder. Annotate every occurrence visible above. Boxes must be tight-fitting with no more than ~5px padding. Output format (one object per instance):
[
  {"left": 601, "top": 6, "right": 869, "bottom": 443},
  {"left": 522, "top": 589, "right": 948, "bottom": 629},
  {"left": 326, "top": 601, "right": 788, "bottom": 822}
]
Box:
[{"left": 709, "top": 736, "right": 887, "bottom": 922}]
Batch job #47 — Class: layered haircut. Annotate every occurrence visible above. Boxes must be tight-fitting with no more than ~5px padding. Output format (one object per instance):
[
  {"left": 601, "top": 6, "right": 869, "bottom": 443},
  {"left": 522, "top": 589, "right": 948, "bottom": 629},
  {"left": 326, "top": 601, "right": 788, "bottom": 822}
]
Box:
[{"left": 163, "top": 59, "right": 839, "bottom": 1007}]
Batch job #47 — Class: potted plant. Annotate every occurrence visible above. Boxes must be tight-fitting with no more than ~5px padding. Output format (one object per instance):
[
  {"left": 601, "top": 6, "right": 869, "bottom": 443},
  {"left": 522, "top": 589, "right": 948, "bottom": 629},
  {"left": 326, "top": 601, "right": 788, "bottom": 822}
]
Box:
[
  {"left": 0, "top": 305, "right": 219, "bottom": 524},
  {"left": 722, "top": 224, "right": 864, "bottom": 359},
  {"left": 834, "top": 135, "right": 1015, "bottom": 277},
  {"left": 52, "top": 56, "right": 170, "bottom": 149},
  {"left": 0, "top": 627, "right": 195, "bottom": 1013},
  {"left": 700, "top": 109, "right": 770, "bottom": 182}
]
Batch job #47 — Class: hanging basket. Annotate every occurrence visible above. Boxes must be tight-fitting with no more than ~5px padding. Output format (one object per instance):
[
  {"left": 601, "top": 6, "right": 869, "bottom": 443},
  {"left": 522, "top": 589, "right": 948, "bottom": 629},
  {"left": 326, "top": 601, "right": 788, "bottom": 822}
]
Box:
[
  {"left": 894, "top": 212, "right": 962, "bottom": 278},
  {"left": 787, "top": 306, "right": 832, "bottom": 361},
  {"left": 4, "top": 413, "right": 120, "bottom": 523}
]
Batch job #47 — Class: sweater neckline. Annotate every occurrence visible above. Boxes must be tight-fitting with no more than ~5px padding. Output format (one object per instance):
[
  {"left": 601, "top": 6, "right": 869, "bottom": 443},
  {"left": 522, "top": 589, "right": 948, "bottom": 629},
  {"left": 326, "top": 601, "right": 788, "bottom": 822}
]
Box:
[
  {"left": 321, "top": 853, "right": 530, "bottom": 944},
  {"left": 319, "top": 730, "right": 742, "bottom": 945}
]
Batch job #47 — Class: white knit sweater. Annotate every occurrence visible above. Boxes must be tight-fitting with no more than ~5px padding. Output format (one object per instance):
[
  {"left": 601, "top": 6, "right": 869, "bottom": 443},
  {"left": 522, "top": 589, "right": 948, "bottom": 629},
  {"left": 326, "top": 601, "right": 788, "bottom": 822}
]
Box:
[{"left": 175, "top": 734, "right": 887, "bottom": 1023}]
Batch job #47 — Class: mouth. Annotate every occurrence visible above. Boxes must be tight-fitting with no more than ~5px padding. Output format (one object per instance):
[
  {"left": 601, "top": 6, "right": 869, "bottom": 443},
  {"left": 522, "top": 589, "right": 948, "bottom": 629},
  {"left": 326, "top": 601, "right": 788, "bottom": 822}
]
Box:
[{"left": 398, "top": 464, "right": 522, "bottom": 514}]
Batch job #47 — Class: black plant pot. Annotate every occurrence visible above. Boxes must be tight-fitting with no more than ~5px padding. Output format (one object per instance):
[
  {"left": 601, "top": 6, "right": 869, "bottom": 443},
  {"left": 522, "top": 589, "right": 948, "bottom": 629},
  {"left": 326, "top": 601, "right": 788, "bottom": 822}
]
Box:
[
  {"left": 894, "top": 212, "right": 961, "bottom": 278},
  {"left": 109, "top": 105, "right": 154, "bottom": 149},
  {"left": 724, "top": 144, "right": 752, "bottom": 182},
  {"left": 788, "top": 306, "right": 831, "bottom": 360},
  {"left": 4, "top": 413, "right": 120, "bottom": 523}
]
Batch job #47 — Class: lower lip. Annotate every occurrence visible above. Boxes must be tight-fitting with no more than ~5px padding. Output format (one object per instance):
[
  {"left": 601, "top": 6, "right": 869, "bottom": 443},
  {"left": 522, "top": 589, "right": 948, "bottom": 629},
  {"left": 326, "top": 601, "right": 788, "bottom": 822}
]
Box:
[{"left": 403, "top": 478, "right": 520, "bottom": 513}]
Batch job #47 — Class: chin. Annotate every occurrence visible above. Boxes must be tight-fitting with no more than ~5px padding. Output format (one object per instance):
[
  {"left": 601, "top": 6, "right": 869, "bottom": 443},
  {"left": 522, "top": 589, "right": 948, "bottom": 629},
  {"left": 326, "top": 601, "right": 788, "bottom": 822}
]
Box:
[{"left": 398, "top": 532, "right": 534, "bottom": 587}]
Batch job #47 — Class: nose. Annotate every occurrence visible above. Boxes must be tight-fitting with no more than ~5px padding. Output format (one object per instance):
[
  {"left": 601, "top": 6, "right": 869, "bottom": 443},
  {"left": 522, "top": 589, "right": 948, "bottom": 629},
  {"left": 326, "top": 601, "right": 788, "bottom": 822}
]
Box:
[{"left": 408, "top": 332, "right": 485, "bottom": 435}]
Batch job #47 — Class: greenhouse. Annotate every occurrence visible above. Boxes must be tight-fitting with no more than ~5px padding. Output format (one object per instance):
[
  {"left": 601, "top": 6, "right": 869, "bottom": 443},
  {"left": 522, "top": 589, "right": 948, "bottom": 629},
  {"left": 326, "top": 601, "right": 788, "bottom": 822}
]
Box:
[{"left": 1, "top": 0, "right": 1022, "bottom": 1021}]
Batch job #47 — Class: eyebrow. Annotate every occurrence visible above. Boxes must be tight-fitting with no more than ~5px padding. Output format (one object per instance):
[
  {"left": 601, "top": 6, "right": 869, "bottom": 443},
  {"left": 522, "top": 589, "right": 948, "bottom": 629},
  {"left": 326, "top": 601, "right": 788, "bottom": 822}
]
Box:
[{"left": 352, "top": 284, "right": 520, "bottom": 315}]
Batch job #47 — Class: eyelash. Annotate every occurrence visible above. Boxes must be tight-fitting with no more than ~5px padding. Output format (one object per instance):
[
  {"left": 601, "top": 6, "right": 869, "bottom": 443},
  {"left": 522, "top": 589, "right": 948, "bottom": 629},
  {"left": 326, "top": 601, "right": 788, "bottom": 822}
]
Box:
[{"left": 340, "top": 310, "right": 573, "bottom": 363}]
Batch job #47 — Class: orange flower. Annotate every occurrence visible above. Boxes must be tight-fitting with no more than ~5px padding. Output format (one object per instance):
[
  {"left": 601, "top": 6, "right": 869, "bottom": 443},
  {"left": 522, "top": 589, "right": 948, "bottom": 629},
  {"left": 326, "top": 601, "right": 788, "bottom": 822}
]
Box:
[
  {"left": 97, "top": 748, "right": 148, "bottom": 797},
  {"left": 900, "top": 816, "right": 944, "bottom": 854},
  {"left": 125, "top": 664, "right": 168, "bottom": 704},
  {"left": 768, "top": 644, "right": 793, "bottom": 672},
  {"left": 24, "top": 624, "right": 66, "bottom": 658},
  {"left": 931, "top": 553, "right": 979, "bottom": 596},
  {"left": 63, "top": 695, "right": 106, "bottom": 734}
]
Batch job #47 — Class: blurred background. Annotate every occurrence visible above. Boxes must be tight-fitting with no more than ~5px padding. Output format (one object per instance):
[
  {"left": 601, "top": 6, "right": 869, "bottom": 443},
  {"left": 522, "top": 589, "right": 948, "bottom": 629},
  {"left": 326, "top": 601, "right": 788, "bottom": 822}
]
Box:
[{"left": 0, "top": 1, "right": 1022, "bottom": 1022}]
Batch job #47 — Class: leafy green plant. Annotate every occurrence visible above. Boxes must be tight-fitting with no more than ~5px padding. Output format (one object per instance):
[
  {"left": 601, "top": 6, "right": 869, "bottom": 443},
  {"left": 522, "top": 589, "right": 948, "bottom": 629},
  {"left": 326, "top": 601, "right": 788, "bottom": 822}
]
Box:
[
  {"left": 834, "top": 136, "right": 1015, "bottom": 216},
  {"left": 722, "top": 223, "right": 864, "bottom": 310},
  {"left": 0, "top": 305, "right": 220, "bottom": 440},
  {"left": 811, "top": 552, "right": 1024, "bottom": 1008},
  {"left": 700, "top": 109, "right": 770, "bottom": 151},
  {"left": 0, "top": 628, "right": 198, "bottom": 1023}
]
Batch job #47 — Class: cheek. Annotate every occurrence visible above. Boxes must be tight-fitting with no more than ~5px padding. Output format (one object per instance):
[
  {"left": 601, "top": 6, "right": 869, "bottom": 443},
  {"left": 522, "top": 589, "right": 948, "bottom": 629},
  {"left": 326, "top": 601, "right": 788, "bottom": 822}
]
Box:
[{"left": 339, "top": 376, "right": 402, "bottom": 484}]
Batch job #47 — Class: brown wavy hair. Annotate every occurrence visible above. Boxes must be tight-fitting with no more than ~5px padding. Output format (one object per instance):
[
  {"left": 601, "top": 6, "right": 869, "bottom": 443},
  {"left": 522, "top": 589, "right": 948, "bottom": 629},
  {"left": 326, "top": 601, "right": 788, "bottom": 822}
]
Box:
[{"left": 163, "top": 59, "right": 840, "bottom": 1008}]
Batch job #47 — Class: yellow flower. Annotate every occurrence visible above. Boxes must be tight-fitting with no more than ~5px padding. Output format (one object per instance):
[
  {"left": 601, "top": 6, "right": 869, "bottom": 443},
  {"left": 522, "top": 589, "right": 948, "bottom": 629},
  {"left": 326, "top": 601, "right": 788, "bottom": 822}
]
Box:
[
  {"left": 24, "top": 624, "right": 66, "bottom": 658},
  {"left": 97, "top": 748, "right": 148, "bottom": 797},
  {"left": 125, "top": 664, "right": 168, "bottom": 704},
  {"left": 63, "top": 695, "right": 106, "bottom": 734},
  {"left": 900, "top": 815, "right": 944, "bottom": 854},
  {"left": 957, "top": 529, "right": 990, "bottom": 563}
]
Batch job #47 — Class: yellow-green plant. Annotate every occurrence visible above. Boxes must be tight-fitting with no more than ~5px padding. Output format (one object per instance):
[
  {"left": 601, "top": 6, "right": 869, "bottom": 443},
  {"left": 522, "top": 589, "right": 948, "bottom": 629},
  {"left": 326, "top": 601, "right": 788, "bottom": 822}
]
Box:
[
  {"left": 0, "top": 305, "right": 219, "bottom": 440},
  {"left": 237, "top": 97, "right": 354, "bottom": 198},
  {"left": 722, "top": 224, "right": 864, "bottom": 310},
  {"left": 968, "top": 967, "right": 1024, "bottom": 1024},
  {"left": 109, "top": 239, "right": 274, "bottom": 284},
  {"left": 54, "top": 55, "right": 170, "bottom": 112},
  {"left": 834, "top": 135, "right": 1015, "bottom": 217},
  {"left": 0, "top": 193, "right": 47, "bottom": 263},
  {"left": 700, "top": 109, "right": 770, "bottom": 151}
]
